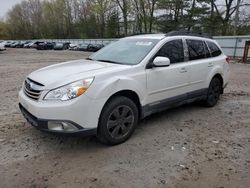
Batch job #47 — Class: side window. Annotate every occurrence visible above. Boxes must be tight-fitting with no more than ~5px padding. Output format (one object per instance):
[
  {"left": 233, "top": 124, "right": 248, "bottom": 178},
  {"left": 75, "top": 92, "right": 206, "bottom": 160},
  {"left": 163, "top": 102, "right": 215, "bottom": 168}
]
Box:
[
  {"left": 204, "top": 41, "right": 211, "bottom": 58},
  {"left": 186, "top": 39, "right": 206, "bottom": 60},
  {"left": 207, "top": 41, "right": 222, "bottom": 57},
  {"left": 156, "top": 39, "right": 184, "bottom": 64}
]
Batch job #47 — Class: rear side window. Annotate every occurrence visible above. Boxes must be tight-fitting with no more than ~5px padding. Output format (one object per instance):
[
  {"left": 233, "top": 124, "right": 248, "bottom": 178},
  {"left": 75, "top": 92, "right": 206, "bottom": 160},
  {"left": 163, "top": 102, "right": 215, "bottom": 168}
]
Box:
[
  {"left": 186, "top": 39, "right": 207, "bottom": 60},
  {"left": 206, "top": 41, "right": 222, "bottom": 57},
  {"left": 156, "top": 39, "right": 184, "bottom": 63}
]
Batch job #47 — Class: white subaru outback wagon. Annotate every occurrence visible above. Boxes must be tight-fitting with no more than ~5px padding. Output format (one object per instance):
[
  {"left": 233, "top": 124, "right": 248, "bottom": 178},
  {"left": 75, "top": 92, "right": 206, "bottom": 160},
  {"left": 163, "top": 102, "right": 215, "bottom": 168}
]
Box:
[{"left": 19, "top": 32, "right": 230, "bottom": 145}]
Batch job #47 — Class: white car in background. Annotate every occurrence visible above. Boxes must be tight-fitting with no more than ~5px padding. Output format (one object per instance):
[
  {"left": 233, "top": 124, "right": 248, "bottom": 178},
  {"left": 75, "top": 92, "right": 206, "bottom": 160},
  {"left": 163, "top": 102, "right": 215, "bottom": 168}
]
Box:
[
  {"left": 19, "top": 31, "right": 230, "bottom": 145},
  {"left": 0, "top": 42, "right": 6, "bottom": 51},
  {"left": 68, "top": 43, "right": 78, "bottom": 50}
]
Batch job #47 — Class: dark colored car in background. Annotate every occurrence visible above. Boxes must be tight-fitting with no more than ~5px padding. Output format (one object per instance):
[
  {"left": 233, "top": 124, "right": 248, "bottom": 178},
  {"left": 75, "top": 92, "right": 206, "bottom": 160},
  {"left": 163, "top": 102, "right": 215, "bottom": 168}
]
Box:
[
  {"left": 54, "top": 42, "right": 70, "bottom": 50},
  {"left": 78, "top": 43, "right": 90, "bottom": 51},
  {"left": 87, "top": 44, "right": 104, "bottom": 52},
  {"left": 35, "top": 42, "right": 55, "bottom": 50}
]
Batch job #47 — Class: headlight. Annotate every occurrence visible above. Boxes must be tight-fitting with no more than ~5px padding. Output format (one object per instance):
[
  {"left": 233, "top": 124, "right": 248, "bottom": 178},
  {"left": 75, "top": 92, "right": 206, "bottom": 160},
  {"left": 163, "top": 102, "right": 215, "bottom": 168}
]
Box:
[{"left": 44, "top": 78, "right": 94, "bottom": 101}]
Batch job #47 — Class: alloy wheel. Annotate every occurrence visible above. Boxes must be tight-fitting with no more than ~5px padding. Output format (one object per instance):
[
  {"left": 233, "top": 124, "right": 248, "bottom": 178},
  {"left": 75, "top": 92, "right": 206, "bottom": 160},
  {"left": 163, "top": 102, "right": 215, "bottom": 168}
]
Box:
[{"left": 107, "top": 105, "right": 134, "bottom": 139}]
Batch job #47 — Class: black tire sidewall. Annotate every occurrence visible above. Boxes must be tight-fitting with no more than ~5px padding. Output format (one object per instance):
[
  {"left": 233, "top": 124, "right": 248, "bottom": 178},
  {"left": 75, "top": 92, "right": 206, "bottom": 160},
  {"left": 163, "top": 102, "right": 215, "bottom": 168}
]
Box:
[
  {"left": 206, "top": 77, "right": 221, "bottom": 107},
  {"left": 98, "top": 96, "right": 139, "bottom": 145}
]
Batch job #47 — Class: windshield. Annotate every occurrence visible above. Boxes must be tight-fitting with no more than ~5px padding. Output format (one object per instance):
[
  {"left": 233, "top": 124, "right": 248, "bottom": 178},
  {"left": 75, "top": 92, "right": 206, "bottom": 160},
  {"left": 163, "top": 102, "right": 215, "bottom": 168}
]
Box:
[{"left": 89, "top": 38, "right": 159, "bottom": 65}]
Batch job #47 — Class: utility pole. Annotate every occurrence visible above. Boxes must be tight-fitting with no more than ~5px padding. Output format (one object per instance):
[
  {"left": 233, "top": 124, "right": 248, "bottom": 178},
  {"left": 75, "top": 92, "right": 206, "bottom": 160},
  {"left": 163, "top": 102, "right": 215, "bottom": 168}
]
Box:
[{"left": 234, "top": 0, "right": 241, "bottom": 35}]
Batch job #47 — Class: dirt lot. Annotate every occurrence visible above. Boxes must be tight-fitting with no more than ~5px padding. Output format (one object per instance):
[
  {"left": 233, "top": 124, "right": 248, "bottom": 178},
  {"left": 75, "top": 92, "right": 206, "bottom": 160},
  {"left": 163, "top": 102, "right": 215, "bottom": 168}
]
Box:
[{"left": 0, "top": 49, "right": 249, "bottom": 188}]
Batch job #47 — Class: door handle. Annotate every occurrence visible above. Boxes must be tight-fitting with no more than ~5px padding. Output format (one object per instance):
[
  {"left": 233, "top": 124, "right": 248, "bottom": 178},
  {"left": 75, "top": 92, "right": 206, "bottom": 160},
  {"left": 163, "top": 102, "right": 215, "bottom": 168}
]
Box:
[
  {"left": 179, "top": 67, "right": 187, "bottom": 73},
  {"left": 208, "top": 62, "right": 213, "bottom": 67}
]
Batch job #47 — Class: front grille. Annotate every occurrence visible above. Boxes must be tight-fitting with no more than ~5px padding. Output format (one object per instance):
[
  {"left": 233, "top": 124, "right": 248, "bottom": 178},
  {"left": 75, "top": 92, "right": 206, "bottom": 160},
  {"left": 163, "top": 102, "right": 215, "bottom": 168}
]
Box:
[{"left": 23, "top": 78, "right": 44, "bottom": 101}]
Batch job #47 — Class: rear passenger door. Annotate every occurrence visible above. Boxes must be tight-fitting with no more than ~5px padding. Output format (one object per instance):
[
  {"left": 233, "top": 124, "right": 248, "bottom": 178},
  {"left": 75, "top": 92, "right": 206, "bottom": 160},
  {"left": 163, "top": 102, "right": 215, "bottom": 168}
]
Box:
[{"left": 185, "top": 39, "right": 212, "bottom": 92}]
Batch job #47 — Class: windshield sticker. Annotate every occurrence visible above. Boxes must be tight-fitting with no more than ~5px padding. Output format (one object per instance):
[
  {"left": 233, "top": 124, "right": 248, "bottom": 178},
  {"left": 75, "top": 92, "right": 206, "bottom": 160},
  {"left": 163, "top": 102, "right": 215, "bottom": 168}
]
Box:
[{"left": 136, "top": 42, "right": 153, "bottom": 46}]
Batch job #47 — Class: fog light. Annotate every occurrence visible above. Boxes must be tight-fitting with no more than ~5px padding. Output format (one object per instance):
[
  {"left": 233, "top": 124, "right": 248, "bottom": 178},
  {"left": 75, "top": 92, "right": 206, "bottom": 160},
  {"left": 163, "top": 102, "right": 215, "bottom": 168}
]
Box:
[{"left": 48, "top": 121, "right": 78, "bottom": 132}]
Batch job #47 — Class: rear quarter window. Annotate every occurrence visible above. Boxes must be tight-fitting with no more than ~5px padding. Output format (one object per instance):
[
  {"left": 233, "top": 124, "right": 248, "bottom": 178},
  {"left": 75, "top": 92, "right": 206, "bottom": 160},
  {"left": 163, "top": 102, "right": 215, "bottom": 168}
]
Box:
[{"left": 206, "top": 41, "right": 222, "bottom": 57}]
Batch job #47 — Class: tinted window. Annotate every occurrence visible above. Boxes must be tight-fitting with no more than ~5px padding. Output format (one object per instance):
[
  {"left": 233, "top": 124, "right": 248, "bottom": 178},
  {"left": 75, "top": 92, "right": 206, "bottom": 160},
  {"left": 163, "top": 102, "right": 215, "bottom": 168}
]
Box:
[
  {"left": 187, "top": 39, "right": 207, "bottom": 60},
  {"left": 204, "top": 42, "right": 211, "bottom": 58},
  {"left": 156, "top": 39, "right": 184, "bottom": 63},
  {"left": 207, "top": 41, "right": 222, "bottom": 57}
]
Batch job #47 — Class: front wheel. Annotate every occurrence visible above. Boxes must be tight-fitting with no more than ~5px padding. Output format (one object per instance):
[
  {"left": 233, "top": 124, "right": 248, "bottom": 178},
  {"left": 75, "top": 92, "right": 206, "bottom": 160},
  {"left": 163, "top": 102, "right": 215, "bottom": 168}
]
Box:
[
  {"left": 97, "top": 96, "right": 139, "bottom": 145},
  {"left": 204, "top": 77, "right": 222, "bottom": 107}
]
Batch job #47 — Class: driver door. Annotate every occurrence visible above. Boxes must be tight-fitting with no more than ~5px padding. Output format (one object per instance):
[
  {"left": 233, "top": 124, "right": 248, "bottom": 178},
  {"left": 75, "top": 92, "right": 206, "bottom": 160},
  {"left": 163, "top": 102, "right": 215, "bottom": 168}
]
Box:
[{"left": 146, "top": 39, "right": 190, "bottom": 105}]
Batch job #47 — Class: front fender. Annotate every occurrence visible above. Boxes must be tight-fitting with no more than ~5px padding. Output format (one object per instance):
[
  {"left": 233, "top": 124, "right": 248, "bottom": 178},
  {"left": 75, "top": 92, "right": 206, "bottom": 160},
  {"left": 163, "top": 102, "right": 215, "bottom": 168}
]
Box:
[{"left": 85, "top": 75, "right": 146, "bottom": 105}]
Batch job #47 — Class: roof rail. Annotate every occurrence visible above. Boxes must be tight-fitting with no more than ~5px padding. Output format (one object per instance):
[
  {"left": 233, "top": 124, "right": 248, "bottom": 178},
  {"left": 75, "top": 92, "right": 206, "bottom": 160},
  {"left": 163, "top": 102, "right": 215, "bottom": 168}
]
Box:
[
  {"left": 128, "top": 32, "right": 157, "bottom": 36},
  {"left": 165, "top": 31, "right": 213, "bottom": 39}
]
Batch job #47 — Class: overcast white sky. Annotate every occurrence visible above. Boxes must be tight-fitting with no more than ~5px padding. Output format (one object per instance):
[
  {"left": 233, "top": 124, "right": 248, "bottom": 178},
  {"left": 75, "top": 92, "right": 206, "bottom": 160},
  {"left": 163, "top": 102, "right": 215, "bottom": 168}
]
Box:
[{"left": 0, "top": 0, "right": 22, "bottom": 18}]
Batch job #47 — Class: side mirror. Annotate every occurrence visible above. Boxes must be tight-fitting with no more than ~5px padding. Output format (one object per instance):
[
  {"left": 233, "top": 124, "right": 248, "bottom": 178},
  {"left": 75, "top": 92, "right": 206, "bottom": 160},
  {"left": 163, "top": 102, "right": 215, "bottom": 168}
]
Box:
[{"left": 152, "top": 56, "right": 170, "bottom": 67}]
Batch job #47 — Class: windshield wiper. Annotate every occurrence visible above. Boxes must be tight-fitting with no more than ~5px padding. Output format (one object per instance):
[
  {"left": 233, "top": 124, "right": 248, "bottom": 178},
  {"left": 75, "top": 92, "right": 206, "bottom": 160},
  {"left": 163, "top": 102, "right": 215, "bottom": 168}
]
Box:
[{"left": 96, "top": 59, "right": 125, "bottom": 65}]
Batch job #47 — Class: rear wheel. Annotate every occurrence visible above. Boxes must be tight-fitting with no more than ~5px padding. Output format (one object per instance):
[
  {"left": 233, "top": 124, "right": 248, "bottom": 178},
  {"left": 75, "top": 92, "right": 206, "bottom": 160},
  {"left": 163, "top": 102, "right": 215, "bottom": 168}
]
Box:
[
  {"left": 204, "top": 77, "right": 222, "bottom": 107},
  {"left": 97, "top": 96, "right": 138, "bottom": 145}
]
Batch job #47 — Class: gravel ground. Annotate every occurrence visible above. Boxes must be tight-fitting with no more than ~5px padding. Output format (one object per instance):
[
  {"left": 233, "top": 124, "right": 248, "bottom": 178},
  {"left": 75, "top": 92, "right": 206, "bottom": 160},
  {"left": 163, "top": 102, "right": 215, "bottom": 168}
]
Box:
[{"left": 0, "top": 49, "right": 249, "bottom": 188}]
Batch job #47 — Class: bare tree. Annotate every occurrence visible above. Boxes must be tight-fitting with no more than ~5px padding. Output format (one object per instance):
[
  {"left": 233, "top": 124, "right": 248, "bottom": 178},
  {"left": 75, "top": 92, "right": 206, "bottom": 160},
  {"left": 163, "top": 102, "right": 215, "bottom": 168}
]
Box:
[
  {"left": 132, "top": 0, "right": 158, "bottom": 33},
  {"left": 212, "top": 0, "right": 249, "bottom": 35},
  {"left": 116, "top": 0, "right": 130, "bottom": 35},
  {"left": 2, "top": 0, "right": 250, "bottom": 40}
]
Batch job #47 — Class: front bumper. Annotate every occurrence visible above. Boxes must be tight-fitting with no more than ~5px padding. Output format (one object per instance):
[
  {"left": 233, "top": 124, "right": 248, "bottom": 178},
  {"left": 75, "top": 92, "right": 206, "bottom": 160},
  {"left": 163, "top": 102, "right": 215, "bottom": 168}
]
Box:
[
  {"left": 19, "top": 89, "right": 106, "bottom": 130},
  {"left": 19, "top": 103, "right": 97, "bottom": 136}
]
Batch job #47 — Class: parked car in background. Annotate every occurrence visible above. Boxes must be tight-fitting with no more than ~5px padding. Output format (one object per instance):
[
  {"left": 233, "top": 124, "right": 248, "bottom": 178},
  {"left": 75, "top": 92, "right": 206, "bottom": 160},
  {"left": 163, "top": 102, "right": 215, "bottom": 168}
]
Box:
[
  {"left": 54, "top": 42, "right": 70, "bottom": 50},
  {"left": 4, "top": 41, "right": 15, "bottom": 47},
  {"left": 23, "top": 42, "right": 34, "bottom": 48},
  {"left": 78, "top": 43, "right": 90, "bottom": 51},
  {"left": 32, "top": 41, "right": 44, "bottom": 48},
  {"left": 10, "top": 41, "right": 20, "bottom": 48},
  {"left": 0, "top": 41, "right": 8, "bottom": 47},
  {"left": 29, "top": 42, "right": 36, "bottom": 48},
  {"left": 0, "top": 43, "right": 6, "bottom": 51},
  {"left": 15, "top": 41, "right": 23, "bottom": 48},
  {"left": 35, "top": 42, "right": 55, "bottom": 50},
  {"left": 68, "top": 43, "right": 78, "bottom": 50},
  {"left": 16, "top": 41, "right": 30, "bottom": 48},
  {"left": 87, "top": 44, "right": 104, "bottom": 52}
]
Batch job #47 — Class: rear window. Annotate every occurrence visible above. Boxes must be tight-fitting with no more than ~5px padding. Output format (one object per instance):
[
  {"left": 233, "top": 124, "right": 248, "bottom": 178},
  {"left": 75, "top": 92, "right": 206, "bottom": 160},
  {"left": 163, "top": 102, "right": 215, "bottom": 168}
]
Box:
[
  {"left": 206, "top": 41, "right": 222, "bottom": 57},
  {"left": 186, "top": 39, "right": 207, "bottom": 60}
]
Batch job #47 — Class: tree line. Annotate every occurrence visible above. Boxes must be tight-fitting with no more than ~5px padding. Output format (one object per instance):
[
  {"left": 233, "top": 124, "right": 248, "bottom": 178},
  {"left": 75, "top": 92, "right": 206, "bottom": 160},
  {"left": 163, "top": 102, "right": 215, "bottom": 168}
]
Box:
[{"left": 0, "top": 0, "right": 249, "bottom": 40}]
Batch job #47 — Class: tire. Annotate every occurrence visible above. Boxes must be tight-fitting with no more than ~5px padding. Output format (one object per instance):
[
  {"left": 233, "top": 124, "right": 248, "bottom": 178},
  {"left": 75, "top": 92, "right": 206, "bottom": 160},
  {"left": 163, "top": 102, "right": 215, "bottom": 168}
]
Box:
[
  {"left": 204, "top": 77, "right": 222, "bottom": 107},
  {"left": 97, "top": 96, "right": 139, "bottom": 145}
]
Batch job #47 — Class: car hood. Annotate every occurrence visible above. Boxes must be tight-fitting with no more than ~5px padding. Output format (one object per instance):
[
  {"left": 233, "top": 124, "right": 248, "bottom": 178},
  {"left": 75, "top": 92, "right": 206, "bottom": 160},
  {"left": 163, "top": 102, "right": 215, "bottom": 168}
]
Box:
[{"left": 28, "top": 59, "right": 129, "bottom": 89}]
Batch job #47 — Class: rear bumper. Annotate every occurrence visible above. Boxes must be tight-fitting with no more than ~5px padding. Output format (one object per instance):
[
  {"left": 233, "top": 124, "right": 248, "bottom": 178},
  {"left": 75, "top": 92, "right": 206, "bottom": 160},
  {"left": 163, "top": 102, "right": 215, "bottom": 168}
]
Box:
[{"left": 19, "top": 103, "right": 97, "bottom": 136}]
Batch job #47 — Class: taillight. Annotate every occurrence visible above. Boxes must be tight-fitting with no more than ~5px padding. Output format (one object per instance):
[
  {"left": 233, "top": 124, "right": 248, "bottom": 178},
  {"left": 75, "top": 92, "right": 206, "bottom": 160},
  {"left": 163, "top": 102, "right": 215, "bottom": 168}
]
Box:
[{"left": 225, "top": 57, "right": 230, "bottom": 63}]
